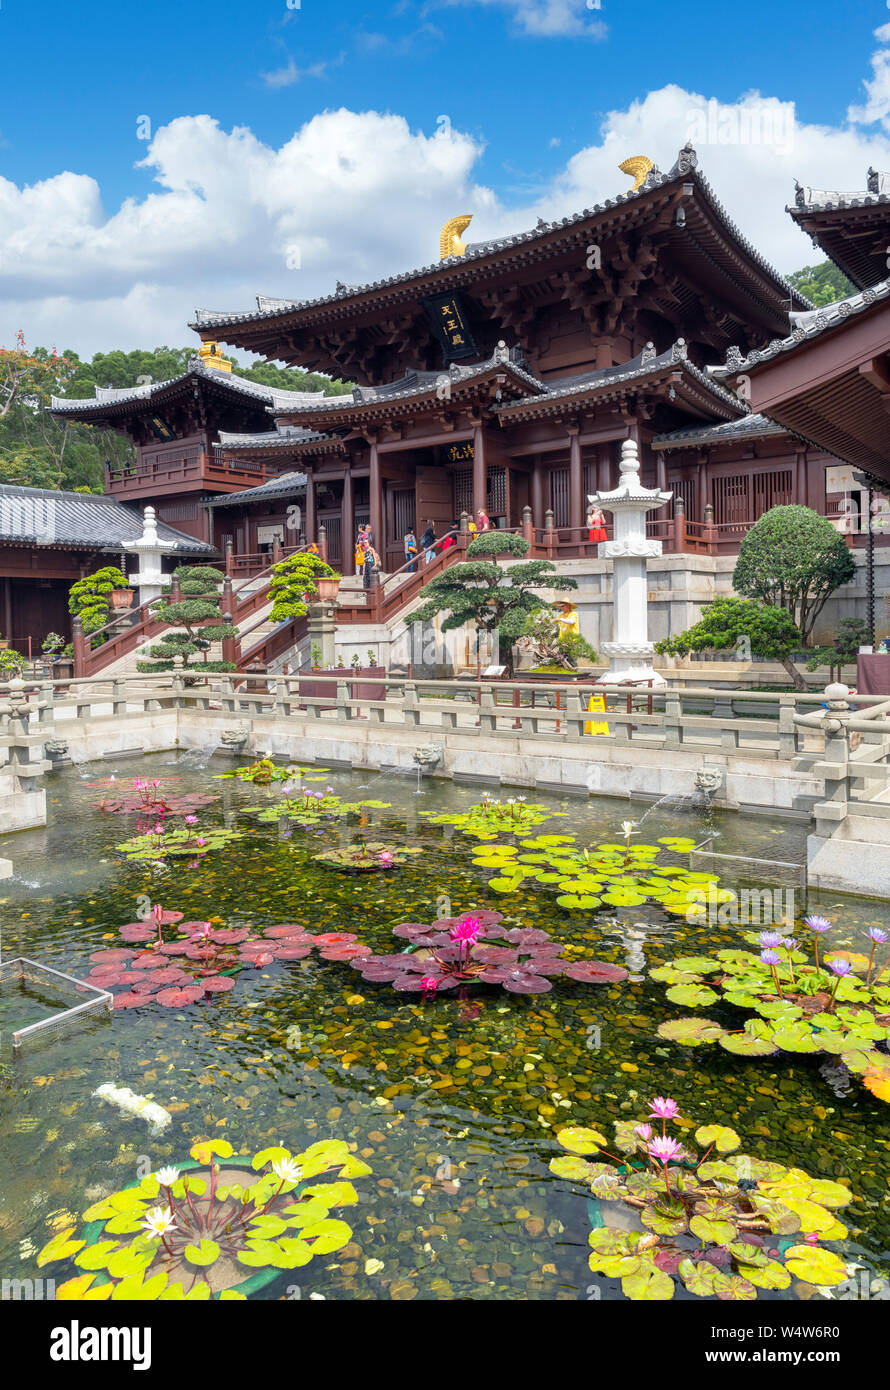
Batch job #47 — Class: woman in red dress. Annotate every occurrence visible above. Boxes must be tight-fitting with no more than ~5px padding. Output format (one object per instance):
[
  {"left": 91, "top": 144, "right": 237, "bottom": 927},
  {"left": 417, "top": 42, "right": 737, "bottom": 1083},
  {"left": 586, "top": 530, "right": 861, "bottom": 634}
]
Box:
[{"left": 587, "top": 504, "right": 607, "bottom": 543}]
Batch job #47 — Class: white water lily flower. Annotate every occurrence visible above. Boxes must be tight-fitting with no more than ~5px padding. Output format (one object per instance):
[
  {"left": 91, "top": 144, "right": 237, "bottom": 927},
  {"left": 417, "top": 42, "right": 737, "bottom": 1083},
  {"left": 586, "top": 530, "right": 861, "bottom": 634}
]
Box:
[
  {"left": 621, "top": 821, "right": 638, "bottom": 837},
  {"left": 140, "top": 1206, "right": 177, "bottom": 1238},
  {"left": 272, "top": 1157, "right": 303, "bottom": 1185},
  {"left": 154, "top": 1167, "right": 180, "bottom": 1187}
]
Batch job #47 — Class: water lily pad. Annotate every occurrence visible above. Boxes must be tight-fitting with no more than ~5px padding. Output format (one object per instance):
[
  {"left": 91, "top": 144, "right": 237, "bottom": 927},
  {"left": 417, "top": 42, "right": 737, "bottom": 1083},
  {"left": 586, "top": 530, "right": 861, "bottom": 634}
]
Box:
[
  {"left": 665, "top": 983, "right": 719, "bottom": 1008},
  {"left": 557, "top": 1125, "right": 607, "bottom": 1155},
  {"left": 657, "top": 1017, "right": 725, "bottom": 1046},
  {"left": 694, "top": 1125, "right": 741, "bottom": 1153},
  {"left": 783, "top": 1245, "right": 847, "bottom": 1286}
]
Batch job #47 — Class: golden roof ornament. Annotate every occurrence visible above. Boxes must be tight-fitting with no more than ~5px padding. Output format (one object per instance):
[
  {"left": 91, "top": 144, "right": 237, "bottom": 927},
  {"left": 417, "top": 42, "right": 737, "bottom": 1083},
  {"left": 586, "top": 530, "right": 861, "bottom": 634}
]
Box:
[
  {"left": 440, "top": 214, "right": 473, "bottom": 259},
  {"left": 198, "top": 340, "right": 233, "bottom": 373},
  {"left": 618, "top": 156, "right": 654, "bottom": 193}
]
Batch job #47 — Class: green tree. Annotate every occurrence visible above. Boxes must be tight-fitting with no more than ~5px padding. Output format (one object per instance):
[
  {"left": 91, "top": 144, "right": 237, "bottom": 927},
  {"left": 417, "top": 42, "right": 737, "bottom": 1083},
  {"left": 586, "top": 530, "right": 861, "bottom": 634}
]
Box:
[
  {"left": 405, "top": 531, "right": 578, "bottom": 676},
  {"left": 268, "top": 551, "right": 337, "bottom": 621},
  {"left": 138, "top": 565, "right": 237, "bottom": 673},
  {"left": 805, "top": 617, "right": 872, "bottom": 681},
  {"left": 733, "top": 506, "right": 854, "bottom": 646},
  {"left": 654, "top": 596, "right": 805, "bottom": 689},
  {"left": 68, "top": 566, "right": 130, "bottom": 639},
  {"left": 786, "top": 261, "right": 855, "bottom": 307}
]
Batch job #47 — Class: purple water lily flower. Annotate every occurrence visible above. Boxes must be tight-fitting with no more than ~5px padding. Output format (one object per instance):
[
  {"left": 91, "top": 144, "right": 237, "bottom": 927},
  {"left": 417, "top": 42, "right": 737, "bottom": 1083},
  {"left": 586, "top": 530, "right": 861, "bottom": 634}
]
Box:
[
  {"left": 804, "top": 915, "right": 832, "bottom": 934},
  {"left": 828, "top": 958, "right": 852, "bottom": 977},
  {"left": 760, "top": 949, "right": 781, "bottom": 965},
  {"left": 868, "top": 927, "right": 888, "bottom": 944},
  {"left": 759, "top": 931, "right": 783, "bottom": 949}
]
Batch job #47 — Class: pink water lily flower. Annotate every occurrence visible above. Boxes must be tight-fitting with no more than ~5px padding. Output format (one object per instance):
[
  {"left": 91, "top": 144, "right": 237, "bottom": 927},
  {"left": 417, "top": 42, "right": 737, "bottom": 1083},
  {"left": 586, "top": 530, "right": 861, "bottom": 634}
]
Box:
[
  {"left": 648, "top": 1096, "right": 680, "bottom": 1121},
  {"left": 648, "top": 1135, "right": 684, "bottom": 1165},
  {"left": 379, "top": 851, "right": 395, "bottom": 868},
  {"left": 634, "top": 1123, "right": 653, "bottom": 1141},
  {"left": 450, "top": 915, "right": 482, "bottom": 945},
  {"left": 420, "top": 976, "right": 439, "bottom": 992}
]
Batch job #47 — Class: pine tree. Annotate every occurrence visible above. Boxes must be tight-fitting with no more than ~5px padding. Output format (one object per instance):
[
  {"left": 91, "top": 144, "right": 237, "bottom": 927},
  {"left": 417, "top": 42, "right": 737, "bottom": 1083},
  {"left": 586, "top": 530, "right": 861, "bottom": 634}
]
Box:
[{"left": 138, "top": 565, "right": 237, "bottom": 673}]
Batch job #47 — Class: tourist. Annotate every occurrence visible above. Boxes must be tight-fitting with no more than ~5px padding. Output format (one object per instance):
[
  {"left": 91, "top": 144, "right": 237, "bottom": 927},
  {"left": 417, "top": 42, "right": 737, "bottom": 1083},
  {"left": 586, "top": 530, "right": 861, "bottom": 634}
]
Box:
[
  {"left": 404, "top": 528, "right": 418, "bottom": 573},
  {"left": 420, "top": 520, "right": 436, "bottom": 564},
  {"left": 587, "top": 503, "right": 607, "bottom": 543},
  {"left": 477, "top": 508, "right": 491, "bottom": 532},
  {"left": 360, "top": 538, "right": 380, "bottom": 591}
]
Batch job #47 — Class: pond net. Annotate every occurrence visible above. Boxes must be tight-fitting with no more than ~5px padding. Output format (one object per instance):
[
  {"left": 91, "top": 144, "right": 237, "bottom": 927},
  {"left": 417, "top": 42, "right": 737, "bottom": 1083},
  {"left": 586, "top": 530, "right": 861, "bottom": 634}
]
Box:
[{"left": 0, "top": 957, "right": 113, "bottom": 1053}]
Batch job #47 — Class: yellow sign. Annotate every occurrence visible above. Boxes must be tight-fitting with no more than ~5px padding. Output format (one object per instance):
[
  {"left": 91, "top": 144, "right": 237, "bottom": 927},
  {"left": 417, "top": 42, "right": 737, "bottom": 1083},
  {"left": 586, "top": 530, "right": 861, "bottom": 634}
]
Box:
[{"left": 584, "top": 694, "right": 610, "bottom": 736}]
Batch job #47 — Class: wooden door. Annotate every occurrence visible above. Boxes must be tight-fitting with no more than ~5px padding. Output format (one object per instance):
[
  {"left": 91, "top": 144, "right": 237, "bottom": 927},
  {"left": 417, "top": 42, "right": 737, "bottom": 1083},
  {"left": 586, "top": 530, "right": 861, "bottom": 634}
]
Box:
[{"left": 415, "top": 466, "right": 454, "bottom": 542}]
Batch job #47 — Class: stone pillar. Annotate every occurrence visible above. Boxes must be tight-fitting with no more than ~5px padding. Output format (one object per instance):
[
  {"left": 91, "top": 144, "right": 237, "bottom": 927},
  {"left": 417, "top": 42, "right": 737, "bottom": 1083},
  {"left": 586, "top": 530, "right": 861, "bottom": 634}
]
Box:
[
  {"left": 472, "top": 424, "right": 486, "bottom": 520},
  {"left": 593, "top": 438, "right": 673, "bottom": 686},
  {"left": 225, "top": 540, "right": 234, "bottom": 577},
  {"left": 522, "top": 504, "right": 533, "bottom": 544},
  {"left": 568, "top": 424, "right": 583, "bottom": 535},
  {"left": 319, "top": 524, "right": 328, "bottom": 563},
  {"left": 0, "top": 678, "right": 51, "bottom": 832},
  {"left": 307, "top": 600, "right": 336, "bottom": 669},
  {"left": 221, "top": 577, "right": 238, "bottom": 667},
  {"left": 369, "top": 442, "right": 383, "bottom": 556},
  {"left": 342, "top": 469, "right": 355, "bottom": 575}
]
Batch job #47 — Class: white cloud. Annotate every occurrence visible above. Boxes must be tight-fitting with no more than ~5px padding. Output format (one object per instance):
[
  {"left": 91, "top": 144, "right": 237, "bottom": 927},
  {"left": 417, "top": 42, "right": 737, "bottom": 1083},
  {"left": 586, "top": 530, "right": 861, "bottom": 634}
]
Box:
[
  {"left": 848, "top": 21, "right": 890, "bottom": 128},
  {"left": 5, "top": 88, "right": 890, "bottom": 357},
  {"left": 433, "top": 0, "right": 606, "bottom": 39},
  {"left": 260, "top": 57, "right": 330, "bottom": 89}
]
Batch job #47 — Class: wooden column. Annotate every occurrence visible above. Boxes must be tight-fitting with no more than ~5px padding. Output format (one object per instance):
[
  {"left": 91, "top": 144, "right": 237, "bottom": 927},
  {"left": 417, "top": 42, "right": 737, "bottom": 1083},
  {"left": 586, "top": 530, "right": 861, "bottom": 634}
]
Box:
[
  {"left": 531, "top": 459, "right": 545, "bottom": 530},
  {"left": 655, "top": 450, "right": 669, "bottom": 521},
  {"left": 795, "top": 448, "right": 808, "bottom": 508},
  {"left": 369, "top": 442, "right": 383, "bottom": 558},
  {"left": 597, "top": 443, "right": 612, "bottom": 492},
  {"left": 567, "top": 424, "right": 583, "bottom": 534},
  {"left": 342, "top": 469, "right": 355, "bottom": 576},
  {"left": 305, "top": 475, "right": 317, "bottom": 545},
  {"left": 697, "top": 463, "right": 709, "bottom": 526},
  {"left": 3, "top": 576, "right": 12, "bottom": 637},
  {"left": 472, "top": 424, "right": 486, "bottom": 519}
]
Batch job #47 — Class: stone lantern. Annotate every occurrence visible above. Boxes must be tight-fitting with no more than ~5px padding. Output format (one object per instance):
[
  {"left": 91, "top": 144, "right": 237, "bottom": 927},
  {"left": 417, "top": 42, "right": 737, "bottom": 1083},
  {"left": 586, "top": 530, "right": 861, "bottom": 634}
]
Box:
[
  {"left": 122, "top": 506, "right": 175, "bottom": 608},
  {"left": 592, "top": 437, "right": 672, "bottom": 686}
]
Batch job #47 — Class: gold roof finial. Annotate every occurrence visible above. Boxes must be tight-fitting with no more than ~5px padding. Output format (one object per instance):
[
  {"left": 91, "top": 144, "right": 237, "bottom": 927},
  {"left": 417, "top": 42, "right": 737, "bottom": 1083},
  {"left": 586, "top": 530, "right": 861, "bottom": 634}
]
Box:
[
  {"left": 618, "top": 156, "right": 654, "bottom": 193},
  {"left": 440, "top": 214, "right": 473, "bottom": 259},
  {"left": 198, "top": 340, "right": 233, "bottom": 373}
]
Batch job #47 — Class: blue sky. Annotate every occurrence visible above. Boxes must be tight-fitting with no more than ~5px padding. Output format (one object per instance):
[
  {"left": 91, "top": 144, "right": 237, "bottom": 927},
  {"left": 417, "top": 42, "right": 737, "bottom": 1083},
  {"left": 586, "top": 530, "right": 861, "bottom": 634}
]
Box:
[{"left": 3, "top": 0, "right": 890, "bottom": 353}]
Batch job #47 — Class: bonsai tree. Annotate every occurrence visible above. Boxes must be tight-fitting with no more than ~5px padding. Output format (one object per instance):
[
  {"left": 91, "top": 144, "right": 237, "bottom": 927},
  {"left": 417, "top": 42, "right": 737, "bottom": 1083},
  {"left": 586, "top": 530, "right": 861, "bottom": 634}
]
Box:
[
  {"left": 733, "top": 505, "right": 854, "bottom": 645},
  {"left": 68, "top": 566, "right": 130, "bottom": 638},
  {"left": 268, "top": 551, "right": 337, "bottom": 622},
  {"left": 41, "top": 631, "right": 65, "bottom": 657},
  {"left": 405, "top": 531, "right": 578, "bottom": 676},
  {"left": 138, "top": 565, "right": 237, "bottom": 673},
  {"left": 0, "top": 647, "right": 25, "bottom": 678},
  {"left": 805, "top": 617, "right": 872, "bottom": 681},
  {"left": 655, "top": 597, "right": 805, "bottom": 689},
  {"left": 519, "top": 608, "right": 598, "bottom": 671}
]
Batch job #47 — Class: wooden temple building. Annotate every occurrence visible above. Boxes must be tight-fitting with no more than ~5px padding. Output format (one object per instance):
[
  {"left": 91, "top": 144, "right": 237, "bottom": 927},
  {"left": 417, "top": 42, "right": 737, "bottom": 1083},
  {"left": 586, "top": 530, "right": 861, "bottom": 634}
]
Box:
[{"left": 21, "top": 144, "right": 888, "bottom": 659}]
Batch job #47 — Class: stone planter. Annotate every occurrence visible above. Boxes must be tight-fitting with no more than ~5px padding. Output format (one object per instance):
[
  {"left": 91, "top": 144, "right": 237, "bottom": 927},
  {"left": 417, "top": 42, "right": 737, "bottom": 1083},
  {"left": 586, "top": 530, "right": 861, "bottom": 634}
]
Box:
[
  {"left": 110, "top": 588, "right": 135, "bottom": 610},
  {"left": 316, "top": 576, "right": 341, "bottom": 603}
]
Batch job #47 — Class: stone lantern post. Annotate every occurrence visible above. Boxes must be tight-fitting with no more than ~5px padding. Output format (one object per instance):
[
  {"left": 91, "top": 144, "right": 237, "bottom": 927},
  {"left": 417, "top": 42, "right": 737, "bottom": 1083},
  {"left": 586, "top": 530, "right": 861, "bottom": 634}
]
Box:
[
  {"left": 122, "top": 506, "right": 175, "bottom": 608},
  {"left": 592, "top": 438, "right": 672, "bottom": 686}
]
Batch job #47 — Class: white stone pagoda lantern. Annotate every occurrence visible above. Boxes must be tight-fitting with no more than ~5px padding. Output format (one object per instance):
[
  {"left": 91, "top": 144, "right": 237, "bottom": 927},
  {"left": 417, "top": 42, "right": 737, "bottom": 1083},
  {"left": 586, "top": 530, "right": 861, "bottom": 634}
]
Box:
[
  {"left": 592, "top": 438, "right": 672, "bottom": 686},
  {"left": 122, "top": 506, "right": 175, "bottom": 608}
]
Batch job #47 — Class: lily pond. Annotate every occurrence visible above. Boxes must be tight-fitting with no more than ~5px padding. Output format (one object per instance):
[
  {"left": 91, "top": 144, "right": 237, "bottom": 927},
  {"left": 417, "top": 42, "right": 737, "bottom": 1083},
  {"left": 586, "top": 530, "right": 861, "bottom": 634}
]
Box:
[{"left": 1, "top": 753, "right": 889, "bottom": 1302}]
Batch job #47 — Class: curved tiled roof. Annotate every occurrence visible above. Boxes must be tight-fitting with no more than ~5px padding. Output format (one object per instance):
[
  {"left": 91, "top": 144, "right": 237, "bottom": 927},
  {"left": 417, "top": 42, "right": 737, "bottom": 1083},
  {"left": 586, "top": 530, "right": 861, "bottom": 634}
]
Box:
[
  {"left": 0, "top": 484, "right": 216, "bottom": 552},
  {"left": 215, "top": 425, "right": 330, "bottom": 449},
  {"left": 715, "top": 279, "right": 890, "bottom": 376},
  {"left": 206, "top": 472, "right": 307, "bottom": 509},
  {"left": 191, "top": 144, "right": 810, "bottom": 334},
  {"left": 653, "top": 413, "right": 786, "bottom": 449},
  {"left": 495, "top": 340, "right": 744, "bottom": 418},
  {"left": 50, "top": 357, "right": 336, "bottom": 416}
]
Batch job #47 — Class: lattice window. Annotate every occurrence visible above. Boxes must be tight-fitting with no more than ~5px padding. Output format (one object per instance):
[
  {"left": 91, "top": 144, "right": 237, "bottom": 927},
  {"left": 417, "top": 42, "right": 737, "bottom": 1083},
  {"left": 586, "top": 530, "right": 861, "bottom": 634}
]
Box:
[
  {"left": 753, "top": 469, "right": 793, "bottom": 518},
  {"left": 549, "top": 467, "right": 569, "bottom": 526}
]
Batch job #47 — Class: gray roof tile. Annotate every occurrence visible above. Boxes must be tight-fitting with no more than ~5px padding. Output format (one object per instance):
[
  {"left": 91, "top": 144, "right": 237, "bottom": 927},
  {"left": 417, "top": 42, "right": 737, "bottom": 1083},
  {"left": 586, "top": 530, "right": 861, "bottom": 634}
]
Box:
[
  {"left": 715, "top": 278, "right": 890, "bottom": 376},
  {"left": 0, "top": 484, "right": 216, "bottom": 552},
  {"left": 206, "top": 472, "right": 307, "bottom": 508}
]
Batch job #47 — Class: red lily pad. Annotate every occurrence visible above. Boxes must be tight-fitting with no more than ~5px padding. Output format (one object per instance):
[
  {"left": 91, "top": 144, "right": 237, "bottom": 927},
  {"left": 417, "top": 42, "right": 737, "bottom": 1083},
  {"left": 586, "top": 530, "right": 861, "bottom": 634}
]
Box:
[
  {"left": 112, "top": 992, "right": 148, "bottom": 1009},
  {"left": 155, "top": 985, "right": 205, "bottom": 1007},
  {"left": 179, "top": 921, "right": 213, "bottom": 933},
  {"left": 87, "top": 969, "right": 124, "bottom": 986},
  {"left": 243, "top": 952, "right": 275, "bottom": 968},
  {"left": 130, "top": 953, "right": 166, "bottom": 970},
  {"left": 90, "top": 948, "right": 134, "bottom": 964},
  {"left": 152, "top": 967, "right": 192, "bottom": 985},
  {"left": 272, "top": 945, "right": 314, "bottom": 960},
  {"left": 156, "top": 910, "right": 184, "bottom": 925},
  {"left": 119, "top": 924, "right": 155, "bottom": 942},
  {"left": 265, "top": 924, "right": 309, "bottom": 938},
  {"left": 320, "top": 944, "right": 373, "bottom": 961},
  {"left": 130, "top": 978, "right": 162, "bottom": 995},
  {"left": 159, "top": 941, "right": 192, "bottom": 956},
  {"left": 210, "top": 928, "right": 250, "bottom": 944},
  {"left": 563, "top": 960, "right": 630, "bottom": 984},
  {"left": 311, "top": 932, "right": 358, "bottom": 946},
  {"left": 202, "top": 977, "right": 235, "bottom": 993},
  {"left": 502, "top": 973, "right": 552, "bottom": 993}
]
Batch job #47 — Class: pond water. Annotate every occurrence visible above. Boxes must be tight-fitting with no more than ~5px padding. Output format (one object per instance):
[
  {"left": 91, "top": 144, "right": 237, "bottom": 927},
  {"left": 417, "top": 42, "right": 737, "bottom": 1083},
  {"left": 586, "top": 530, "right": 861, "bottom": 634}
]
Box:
[{"left": 0, "top": 754, "right": 888, "bottom": 1301}]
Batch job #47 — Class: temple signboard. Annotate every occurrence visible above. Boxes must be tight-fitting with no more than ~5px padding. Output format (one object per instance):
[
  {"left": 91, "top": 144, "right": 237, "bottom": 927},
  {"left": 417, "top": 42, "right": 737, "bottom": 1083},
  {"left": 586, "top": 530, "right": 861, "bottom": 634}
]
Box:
[{"left": 423, "top": 292, "right": 477, "bottom": 362}]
